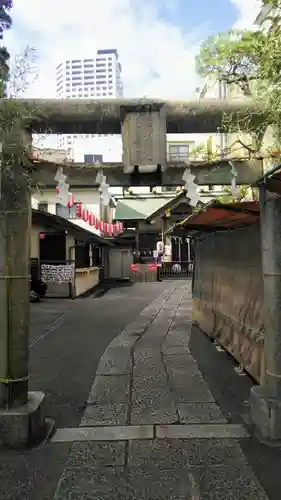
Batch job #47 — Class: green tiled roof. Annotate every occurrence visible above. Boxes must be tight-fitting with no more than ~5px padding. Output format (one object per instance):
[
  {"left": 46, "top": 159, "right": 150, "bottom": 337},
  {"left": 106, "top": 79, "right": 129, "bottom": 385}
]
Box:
[{"left": 115, "top": 196, "right": 175, "bottom": 220}]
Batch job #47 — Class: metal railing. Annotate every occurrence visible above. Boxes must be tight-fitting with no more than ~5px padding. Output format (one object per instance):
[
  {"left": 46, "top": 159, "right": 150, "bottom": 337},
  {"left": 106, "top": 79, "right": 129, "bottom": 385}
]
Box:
[
  {"left": 158, "top": 261, "right": 194, "bottom": 281},
  {"left": 129, "top": 261, "right": 194, "bottom": 282}
]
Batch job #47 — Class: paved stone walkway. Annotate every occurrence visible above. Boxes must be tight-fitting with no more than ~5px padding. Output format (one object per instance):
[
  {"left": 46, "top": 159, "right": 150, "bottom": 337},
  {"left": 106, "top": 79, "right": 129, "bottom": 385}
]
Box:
[{"left": 51, "top": 283, "right": 269, "bottom": 499}]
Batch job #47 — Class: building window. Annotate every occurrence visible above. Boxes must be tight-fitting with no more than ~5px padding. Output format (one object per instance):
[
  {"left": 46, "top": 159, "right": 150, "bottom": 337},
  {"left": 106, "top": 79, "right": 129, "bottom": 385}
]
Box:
[
  {"left": 91, "top": 245, "right": 101, "bottom": 267},
  {"left": 38, "top": 202, "right": 48, "bottom": 213},
  {"left": 94, "top": 154, "right": 103, "bottom": 163},
  {"left": 69, "top": 203, "right": 79, "bottom": 219},
  {"left": 168, "top": 144, "right": 189, "bottom": 162},
  {"left": 75, "top": 241, "right": 90, "bottom": 268},
  {"left": 56, "top": 203, "right": 69, "bottom": 219},
  {"left": 84, "top": 154, "right": 94, "bottom": 164},
  {"left": 56, "top": 202, "right": 79, "bottom": 220}
]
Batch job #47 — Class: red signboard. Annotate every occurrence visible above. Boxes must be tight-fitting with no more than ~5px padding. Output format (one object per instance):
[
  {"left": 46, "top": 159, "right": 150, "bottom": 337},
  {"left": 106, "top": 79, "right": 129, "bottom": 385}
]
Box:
[
  {"left": 147, "top": 264, "right": 157, "bottom": 272},
  {"left": 130, "top": 264, "right": 141, "bottom": 273}
]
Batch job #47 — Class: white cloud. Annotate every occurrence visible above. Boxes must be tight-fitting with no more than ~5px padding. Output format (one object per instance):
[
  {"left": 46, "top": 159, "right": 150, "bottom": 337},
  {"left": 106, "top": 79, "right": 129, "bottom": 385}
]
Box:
[
  {"left": 4, "top": 0, "right": 206, "bottom": 99},
  {"left": 230, "top": 0, "right": 262, "bottom": 28},
  {"left": 4, "top": 0, "right": 262, "bottom": 152}
]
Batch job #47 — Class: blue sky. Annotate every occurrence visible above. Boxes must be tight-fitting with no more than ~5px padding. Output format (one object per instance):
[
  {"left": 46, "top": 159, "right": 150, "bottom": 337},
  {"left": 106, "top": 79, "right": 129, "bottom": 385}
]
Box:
[{"left": 157, "top": 0, "right": 238, "bottom": 36}]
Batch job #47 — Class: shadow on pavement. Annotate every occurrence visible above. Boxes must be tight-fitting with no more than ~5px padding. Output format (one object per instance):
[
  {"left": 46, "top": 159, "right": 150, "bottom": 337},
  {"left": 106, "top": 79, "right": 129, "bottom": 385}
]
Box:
[{"left": 189, "top": 323, "right": 281, "bottom": 500}]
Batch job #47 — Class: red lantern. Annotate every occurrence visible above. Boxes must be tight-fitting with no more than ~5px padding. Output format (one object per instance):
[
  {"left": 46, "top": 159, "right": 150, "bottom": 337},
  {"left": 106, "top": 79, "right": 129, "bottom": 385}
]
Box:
[
  {"left": 76, "top": 203, "right": 83, "bottom": 218},
  {"left": 95, "top": 218, "right": 99, "bottom": 230},
  {"left": 83, "top": 208, "right": 89, "bottom": 222},
  {"left": 109, "top": 224, "right": 113, "bottom": 235},
  {"left": 67, "top": 192, "right": 75, "bottom": 208},
  {"left": 89, "top": 213, "right": 95, "bottom": 226},
  {"left": 113, "top": 224, "right": 117, "bottom": 233},
  {"left": 99, "top": 221, "right": 104, "bottom": 232}
]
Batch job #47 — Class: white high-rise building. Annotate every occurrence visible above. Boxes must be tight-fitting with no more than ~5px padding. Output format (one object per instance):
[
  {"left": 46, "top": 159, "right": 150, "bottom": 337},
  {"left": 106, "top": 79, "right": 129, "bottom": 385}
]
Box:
[{"left": 56, "top": 49, "right": 123, "bottom": 157}]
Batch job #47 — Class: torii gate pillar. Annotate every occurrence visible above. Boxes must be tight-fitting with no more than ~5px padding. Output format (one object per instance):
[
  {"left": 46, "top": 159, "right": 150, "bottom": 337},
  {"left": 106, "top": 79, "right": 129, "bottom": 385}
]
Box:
[{"left": 250, "top": 184, "right": 281, "bottom": 441}]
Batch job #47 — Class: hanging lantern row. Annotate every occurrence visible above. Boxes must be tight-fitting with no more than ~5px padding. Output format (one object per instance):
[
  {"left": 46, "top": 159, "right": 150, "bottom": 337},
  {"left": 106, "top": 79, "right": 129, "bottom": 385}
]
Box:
[{"left": 56, "top": 188, "right": 123, "bottom": 236}]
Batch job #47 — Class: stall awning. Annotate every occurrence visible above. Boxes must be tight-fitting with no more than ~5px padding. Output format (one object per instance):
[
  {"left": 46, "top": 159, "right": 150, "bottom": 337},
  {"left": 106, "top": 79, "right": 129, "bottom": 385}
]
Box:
[
  {"left": 254, "top": 163, "right": 281, "bottom": 196},
  {"left": 32, "top": 209, "right": 113, "bottom": 246},
  {"left": 169, "top": 200, "right": 260, "bottom": 237}
]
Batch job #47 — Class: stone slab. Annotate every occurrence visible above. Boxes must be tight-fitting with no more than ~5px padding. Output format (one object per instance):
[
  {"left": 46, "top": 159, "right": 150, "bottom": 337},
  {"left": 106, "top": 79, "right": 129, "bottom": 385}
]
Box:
[
  {"left": 163, "top": 353, "right": 199, "bottom": 371},
  {"left": 0, "top": 391, "right": 46, "bottom": 449},
  {"left": 81, "top": 403, "right": 129, "bottom": 426},
  {"left": 170, "top": 321, "right": 192, "bottom": 331},
  {"left": 178, "top": 402, "right": 227, "bottom": 424},
  {"left": 132, "top": 374, "right": 168, "bottom": 391},
  {"left": 132, "top": 388, "right": 173, "bottom": 406},
  {"left": 171, "top": 385, "right": 215, "bottom": 404},
  {"left": 128, "top": 439, "right": 188, "bottom": 470},
  {"left": 134, "top": 348, "right": 163, "bottom": 360},
  {"left": 130, "top": 386, "right": 178, "bottom": 424},
  {"left": 96, "top": 347, "right": 132, "bottom": 375},
  {"left": 87, "top": 375, "right": 130, "bottom": 404},
  {"left": 108, "top": 334, "right": 139, "bottom": 349},
  {"left": 155, "top": 423, "right": 249, "bottom": 439},
  {"left": 54, "top": 466, "right": 126, "bottom": 500},
  {"left": 127, "top": 438, "right": 246, "bottom": 470},
  {"left": 191, "top": 464, "right": 269, "bottom": 499},
  {"left": 162, "top": 345, "right": 191, "bottom": 355},
  {"left": 179, "top": 438, "right": 247, "bottom": 467},
  {"left": 131, "top": 406, "right": 178, "bottom": 425},
  {"left": 67, "top": 441, "right": 126, "bottom": 467},
  {"left": 126, "top": 467, "right": 194, "bottom": 499},
  {"left": 52, "top": 425, "right": 154, "bottom": 442},
  {"left": 167, "top": 371, "right": 216, "bottom": 404}
]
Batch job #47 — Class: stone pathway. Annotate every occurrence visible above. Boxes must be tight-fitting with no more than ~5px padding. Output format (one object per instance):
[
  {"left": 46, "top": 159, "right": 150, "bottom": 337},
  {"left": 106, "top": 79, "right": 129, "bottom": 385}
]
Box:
[{"left": 51, "top": 283, "right": 269, "bottom": 499}]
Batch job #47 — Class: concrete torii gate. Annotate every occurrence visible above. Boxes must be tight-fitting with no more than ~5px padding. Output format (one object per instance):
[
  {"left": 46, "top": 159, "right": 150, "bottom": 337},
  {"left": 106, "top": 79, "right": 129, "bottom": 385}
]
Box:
[
  {"left": 0, "top": 96, "right": 272, "bottom": 448},
  {"left": 22, "top": 97, "right": 265, "bottom": 186}
]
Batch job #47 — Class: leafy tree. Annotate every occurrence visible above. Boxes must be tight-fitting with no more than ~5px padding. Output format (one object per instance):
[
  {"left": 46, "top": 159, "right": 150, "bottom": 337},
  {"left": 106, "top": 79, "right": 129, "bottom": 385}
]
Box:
[
  {"left": 0, "top": 1, "right": 13, "bottom": 96},
  {"left": 196, "top": 29, "right": 266, "bottom": 96},
  {"left": 195, "top": 21, "right": 281, "bottom": 155}
]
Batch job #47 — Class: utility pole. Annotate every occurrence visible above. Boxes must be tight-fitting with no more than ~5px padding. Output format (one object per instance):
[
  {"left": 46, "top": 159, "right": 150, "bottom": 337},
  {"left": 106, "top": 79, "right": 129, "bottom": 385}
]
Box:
[{"left": 0, "top": 125, "right": 46, "bottom": 448}]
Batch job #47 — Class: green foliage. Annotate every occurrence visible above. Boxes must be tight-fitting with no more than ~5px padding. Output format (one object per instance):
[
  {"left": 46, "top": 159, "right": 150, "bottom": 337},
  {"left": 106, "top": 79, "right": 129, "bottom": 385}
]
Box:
[
  {"left": 190, "top": 141, "right": 221, "bottom": 161},
  {"left": 217, "top": 185, "right": 251, "bottom": 203},
  {"left": 0, "top": 46, "right": 9, "bottom": 96},
  {"left": 196, "top": 15, "right": 281, "bottom": 153},
  {"left": 196, "top": 29, "right": 266, "bottom": 95},
  {"left": 257, "top": 2, "right": 281, "bottom": 144},
  {"left": 0, "top": 1, "right": 13, "bottom": 97}
]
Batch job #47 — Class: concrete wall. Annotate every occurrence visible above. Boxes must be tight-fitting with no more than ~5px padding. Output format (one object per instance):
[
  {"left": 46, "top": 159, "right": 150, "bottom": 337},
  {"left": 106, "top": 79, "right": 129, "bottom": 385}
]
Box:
[
  {"left": 31, "top": 220, "right": 101, "bottom": 297},
  {"left": 32, "top": 188, "right": 111, "bottom": 235},
  {"left": 75, "top": 267, "right": 100, "bottom": 296}
]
